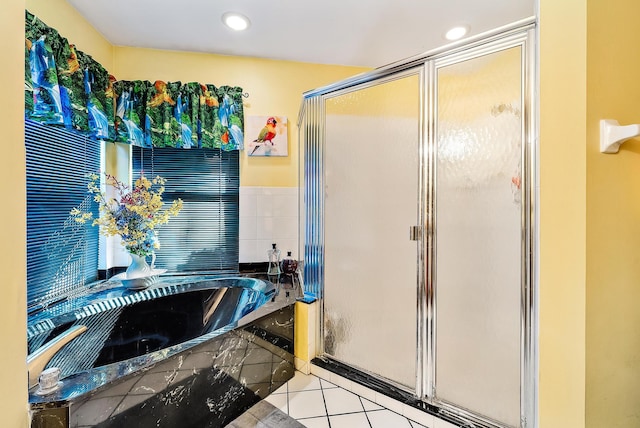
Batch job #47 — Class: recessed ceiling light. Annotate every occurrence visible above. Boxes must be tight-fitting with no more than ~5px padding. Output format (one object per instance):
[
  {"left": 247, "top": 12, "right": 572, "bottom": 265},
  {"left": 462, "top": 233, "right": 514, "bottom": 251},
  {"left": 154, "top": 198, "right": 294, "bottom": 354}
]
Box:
[
  {"left": 222, "top": 12, "right": 251, "bottom": 31},
  {"left": 445, "top": 26, "right": 469, "bottom": 41}
]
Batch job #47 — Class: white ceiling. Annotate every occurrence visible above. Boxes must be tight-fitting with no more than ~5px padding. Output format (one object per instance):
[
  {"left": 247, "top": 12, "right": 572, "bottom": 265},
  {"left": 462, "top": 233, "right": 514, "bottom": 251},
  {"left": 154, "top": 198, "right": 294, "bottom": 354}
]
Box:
[{"left": 67, "top": 0, "right": 535, "bottom": 68}]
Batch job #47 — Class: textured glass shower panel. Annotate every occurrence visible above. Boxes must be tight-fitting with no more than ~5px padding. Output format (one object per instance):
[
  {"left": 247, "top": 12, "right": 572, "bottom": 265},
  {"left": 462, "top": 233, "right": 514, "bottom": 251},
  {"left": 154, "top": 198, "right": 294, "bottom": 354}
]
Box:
[
  {"left": 323, "top": 74, "right": 420, "bottom": 389},
  {"left": 435, "top": 47, "right": 522, "bottom": 427}
]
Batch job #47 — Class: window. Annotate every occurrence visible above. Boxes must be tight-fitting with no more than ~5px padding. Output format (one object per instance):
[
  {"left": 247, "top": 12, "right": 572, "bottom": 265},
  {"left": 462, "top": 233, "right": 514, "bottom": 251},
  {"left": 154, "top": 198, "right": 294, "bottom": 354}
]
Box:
[
  {"left": 25, "top": 121, "right": 238, "bottom": 314},
  {"left": 26, "top": 120, "right": 100, "bottom": 313},
  {"left": 132, "top": 147, "right": 239, "bottom": 273}
]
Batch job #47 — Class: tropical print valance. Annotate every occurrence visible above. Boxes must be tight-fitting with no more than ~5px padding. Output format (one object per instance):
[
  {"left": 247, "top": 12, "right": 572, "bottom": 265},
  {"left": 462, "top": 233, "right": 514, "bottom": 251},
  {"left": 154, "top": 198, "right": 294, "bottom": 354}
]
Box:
[{"left": 24, "top": 11, "right": 244, "bottom": 150}]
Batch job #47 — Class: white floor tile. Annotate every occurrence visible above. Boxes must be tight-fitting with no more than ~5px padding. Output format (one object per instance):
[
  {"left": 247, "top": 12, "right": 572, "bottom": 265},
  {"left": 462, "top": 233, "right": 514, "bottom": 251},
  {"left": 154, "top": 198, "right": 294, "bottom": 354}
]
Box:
[
  {"left": 298, "top": 416, "right": 331, "bottom": 428},
  {"left": 329, "top": 412, "right": 371, "bottom": 428},
  {"left": 319, "top": 378, "right": 338, "bottom": 389},
  {"left": 287, "top": 372, "right": 322, "bottom": 392},
  {"left": 361, "top": 398, "right": 384, "bottom": 411},
  {"left": 287, "top": 389, "right": 327, "bottom": 420},
  {"left": 367, "top": 409, "right": 413, "bottom": 428},
  {"left": 271, "top": 382, "right": 288, "bottom": 395},
  {"left": 264, "top": 391, "right": 288, "bottom": 414},
  {"left": 273, "top": 366, "right": 458, "bottom": 428},
  {"left": 433, "top": 416, "right": 460, "bottom": 428},
  {"left": 322, "top": 387, "right": 365, "bottom": 415},
  {"left": 403, "top": 404, "right": 435, "bottom": 427}
]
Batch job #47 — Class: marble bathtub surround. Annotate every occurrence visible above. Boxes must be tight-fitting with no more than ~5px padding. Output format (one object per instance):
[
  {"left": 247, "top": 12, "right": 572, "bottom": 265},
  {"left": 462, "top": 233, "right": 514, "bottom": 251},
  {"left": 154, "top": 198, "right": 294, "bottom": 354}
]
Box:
[
  {"left": 68, "top": 326, "right": 294, "bottom": 427},
  {"left": 29, "top": 275, "right": 297, "bottom": 428}
]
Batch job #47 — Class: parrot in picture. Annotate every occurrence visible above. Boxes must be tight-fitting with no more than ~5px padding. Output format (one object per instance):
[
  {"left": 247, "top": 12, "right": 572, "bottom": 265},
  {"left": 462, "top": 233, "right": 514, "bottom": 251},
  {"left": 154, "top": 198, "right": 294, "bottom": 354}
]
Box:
[{"left": 250, "top": 117, "right": 277, "bottom": 155}]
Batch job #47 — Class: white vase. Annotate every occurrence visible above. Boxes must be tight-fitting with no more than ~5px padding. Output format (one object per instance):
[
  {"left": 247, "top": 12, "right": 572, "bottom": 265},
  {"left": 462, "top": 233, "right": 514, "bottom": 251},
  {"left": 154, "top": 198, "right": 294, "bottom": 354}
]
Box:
[{"left": 126, "top": 253, "right": 154, "bottom": 279}]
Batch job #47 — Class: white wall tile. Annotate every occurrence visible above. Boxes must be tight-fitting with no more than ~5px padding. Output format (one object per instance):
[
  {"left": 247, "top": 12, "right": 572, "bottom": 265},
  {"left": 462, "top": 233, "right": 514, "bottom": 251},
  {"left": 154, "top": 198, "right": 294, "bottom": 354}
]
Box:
[
  {"left": 257, "top": 240, "right": 276, "bottom": 262},
  {"left": 239, "top": 192, "right": 257, "bottom": 218},
  {"left": 239, "top": 216, "right": 257, "bottom": 240},
  {"left": 257, "top": 194, "right": 274, "bottom": 217},
  {"left": 257, "top": 217, "right": 275, "bottom": 240},
  {"left": 272, "top": 194, "right": 299, "bottom": 217},
  {"left": 239, "top": 239, "right": 257, "bottom": 263},
  {"left": 273, "top": 217, "right": 299, "bottom": 240},
  {"left": 239, "top": 186, "right": 300, "bottom": 264}
]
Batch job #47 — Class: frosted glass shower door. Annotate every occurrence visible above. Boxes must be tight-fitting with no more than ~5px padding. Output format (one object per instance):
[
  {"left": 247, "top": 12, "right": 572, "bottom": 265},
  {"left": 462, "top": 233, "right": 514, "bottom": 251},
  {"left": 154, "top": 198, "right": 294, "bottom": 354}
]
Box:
[
  {"left": 433, "top": 47, "right": 523, "bottom": 426},
  {"left": 323, "top": 72, "right": 421, "bottom": 390}
]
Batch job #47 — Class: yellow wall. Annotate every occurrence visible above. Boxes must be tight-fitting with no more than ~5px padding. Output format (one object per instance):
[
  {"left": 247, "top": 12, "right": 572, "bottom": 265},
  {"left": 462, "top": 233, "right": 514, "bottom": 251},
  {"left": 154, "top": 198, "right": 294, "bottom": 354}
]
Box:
[
  {"left": 113, "top": 47, "right": 368, "bottom": 187},
  {"left": 25, "top": 0, "right": 114, "bottom": 70},
  {"left": 12, "top": 1, "right": 639, "bottom": 427},
  {"left": 1, "top": 0, "right": 27, "bottom": 426},
  {"left": 539, "top": 0, "right": 587, "bottom": 426},
  {"left": 586, "top": 0, "right": 640, "bottom": 426}
]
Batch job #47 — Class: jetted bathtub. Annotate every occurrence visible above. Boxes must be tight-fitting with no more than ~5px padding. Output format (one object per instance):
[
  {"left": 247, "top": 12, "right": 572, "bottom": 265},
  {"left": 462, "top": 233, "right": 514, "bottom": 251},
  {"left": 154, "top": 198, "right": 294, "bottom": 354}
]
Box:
[{"left": 28, "top": 275, "right": 295, "bottom": 428}]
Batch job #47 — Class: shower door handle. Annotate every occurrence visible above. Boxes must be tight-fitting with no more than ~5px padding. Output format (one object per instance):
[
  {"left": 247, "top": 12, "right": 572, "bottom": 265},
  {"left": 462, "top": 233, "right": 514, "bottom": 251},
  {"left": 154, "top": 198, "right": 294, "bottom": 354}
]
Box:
[{"left": 409, "top": 226, "right": 422, "bottom": 241}]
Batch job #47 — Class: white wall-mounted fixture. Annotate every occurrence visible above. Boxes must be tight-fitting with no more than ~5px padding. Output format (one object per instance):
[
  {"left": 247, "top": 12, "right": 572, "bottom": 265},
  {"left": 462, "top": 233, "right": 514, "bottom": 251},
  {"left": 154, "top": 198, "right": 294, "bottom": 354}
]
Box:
[
  {"left": 600, "top": 119, "right": 640, "bottom": 153},
  {"left": 222, "top": 12, "right": 251, "bottom": 31}
]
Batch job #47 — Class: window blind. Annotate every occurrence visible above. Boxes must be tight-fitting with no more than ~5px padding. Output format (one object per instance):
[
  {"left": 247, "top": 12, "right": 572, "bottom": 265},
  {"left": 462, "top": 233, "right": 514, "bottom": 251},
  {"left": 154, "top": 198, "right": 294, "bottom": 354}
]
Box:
[
  {"left": 26, "top": 120, "right": 100, "bottom": 313},
  {"left": 132, "top": 147, "right": 239, "bottom": 273}
]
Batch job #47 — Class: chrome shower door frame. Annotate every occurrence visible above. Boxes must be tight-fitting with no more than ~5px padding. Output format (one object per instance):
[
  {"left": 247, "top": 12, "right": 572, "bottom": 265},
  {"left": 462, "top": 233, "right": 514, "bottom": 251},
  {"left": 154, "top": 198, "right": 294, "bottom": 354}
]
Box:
[
  {"left": 320, "top": 66, "right": 426, "bottom": 395},
  {"left": 424, "top": 28, "right": 537, "bottom": 428},
  {"left": 298, "top": 18, "right": 537, "bottom": 428}
]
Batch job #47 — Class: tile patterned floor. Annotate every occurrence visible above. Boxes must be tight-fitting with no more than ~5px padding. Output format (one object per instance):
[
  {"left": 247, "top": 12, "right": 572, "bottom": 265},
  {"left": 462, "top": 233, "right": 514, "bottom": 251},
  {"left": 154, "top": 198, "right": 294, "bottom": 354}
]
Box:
[
  {"left": 226, "top": 401, "right": 305, "bottom": 428},
  {"left": 264, "top": 368, "right": 459, "bottom": 428}
]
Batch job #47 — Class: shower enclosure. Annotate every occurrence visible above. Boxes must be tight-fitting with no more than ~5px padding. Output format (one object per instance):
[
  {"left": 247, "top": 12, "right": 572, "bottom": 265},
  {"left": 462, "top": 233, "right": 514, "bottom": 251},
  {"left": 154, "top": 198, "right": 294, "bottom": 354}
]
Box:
[{"left": 298, "top": 20, "right": 536, "bottom": 428}]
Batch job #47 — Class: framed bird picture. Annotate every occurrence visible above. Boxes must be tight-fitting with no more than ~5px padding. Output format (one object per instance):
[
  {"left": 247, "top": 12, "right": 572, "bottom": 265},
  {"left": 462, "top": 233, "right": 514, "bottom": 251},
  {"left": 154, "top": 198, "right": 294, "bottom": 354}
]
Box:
[{"left": 245, "top": 115, "right": 288, "bottom": 157}]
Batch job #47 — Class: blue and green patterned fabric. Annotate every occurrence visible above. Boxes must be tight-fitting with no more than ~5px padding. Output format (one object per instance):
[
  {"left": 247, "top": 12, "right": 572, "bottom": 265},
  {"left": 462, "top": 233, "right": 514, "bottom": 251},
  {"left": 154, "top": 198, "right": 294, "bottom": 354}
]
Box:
[{"left": 25, "top": 10, "right": 245, "bottom": 151}]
